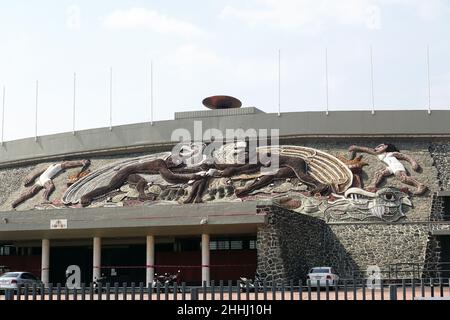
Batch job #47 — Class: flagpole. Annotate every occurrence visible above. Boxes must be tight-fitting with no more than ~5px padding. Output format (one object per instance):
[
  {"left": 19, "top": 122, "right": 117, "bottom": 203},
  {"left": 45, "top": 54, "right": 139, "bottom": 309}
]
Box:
[
  {"left": 73, "top": 72, "right": 76, "bottom": 134},
  {"left": 109, "top": 67, "right": 113, "bottom": 130},
  {"left": 151, "top": 60, "right": 154, "bottom": 125},
  {"left": 370, "top": 46, "right": 375, "bottom": 115},
  {"left": 278, "top": 49, "right": 281, "bottom": 116},
  {"left": 35, "top": 80, "right": 38, "bottom": 141},
  {"left": 325, "top": 48, "right": 329, "bottom": 116},
  {"left": 1, "top": 85, "right": 5, "bottom": 145},
  {"left": 427, "top": 45, "right": 431, "bottom": 115}
]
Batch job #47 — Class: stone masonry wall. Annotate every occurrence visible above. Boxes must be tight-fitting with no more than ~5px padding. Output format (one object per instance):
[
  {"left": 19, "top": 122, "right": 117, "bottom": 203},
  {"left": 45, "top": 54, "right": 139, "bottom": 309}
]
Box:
[
  {"left": 429, "top": 142, "right": 450, "bottom": 191},
  {"left": 325, "top": 223, "right": 430, "bottom": 278},
  {"left": 256, "top": 205, "right": 330, "bottom": 283},
  {"left": 257, "top": 205, "right": 360, "bottom": 282},
  {"left": 257, "top": 205, "right": 435, "bottom": 281}
]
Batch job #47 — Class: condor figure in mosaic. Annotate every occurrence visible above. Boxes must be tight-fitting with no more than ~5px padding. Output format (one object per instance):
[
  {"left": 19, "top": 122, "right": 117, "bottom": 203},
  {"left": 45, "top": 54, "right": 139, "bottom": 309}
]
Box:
[{"left": 63, "top": 144, "right": 351, "bottom": 207}]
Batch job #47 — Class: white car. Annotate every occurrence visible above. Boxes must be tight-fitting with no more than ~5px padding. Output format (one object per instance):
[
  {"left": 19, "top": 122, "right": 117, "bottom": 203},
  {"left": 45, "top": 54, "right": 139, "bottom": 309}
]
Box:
[
  {"left": 0, "top": 272, "right": 43, "bottom": 292},
  {"left": 306, "top": 267, "right": 339, "bottom": 287}
]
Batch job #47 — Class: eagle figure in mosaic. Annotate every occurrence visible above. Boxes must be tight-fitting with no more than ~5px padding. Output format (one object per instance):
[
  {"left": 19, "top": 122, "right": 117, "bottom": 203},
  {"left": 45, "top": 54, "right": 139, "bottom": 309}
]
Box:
[
  {"left": 10, "top": 142, "right": 426, "bottom": 223},
  {"left": 324, "top": 187, "right": 412, "bottom": 222}
]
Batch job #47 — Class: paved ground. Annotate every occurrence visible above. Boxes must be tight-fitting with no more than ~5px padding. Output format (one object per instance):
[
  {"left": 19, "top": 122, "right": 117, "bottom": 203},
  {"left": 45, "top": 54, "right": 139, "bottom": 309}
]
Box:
[{"left": 1, "top": 287, "right": 450, "bottom": 301}]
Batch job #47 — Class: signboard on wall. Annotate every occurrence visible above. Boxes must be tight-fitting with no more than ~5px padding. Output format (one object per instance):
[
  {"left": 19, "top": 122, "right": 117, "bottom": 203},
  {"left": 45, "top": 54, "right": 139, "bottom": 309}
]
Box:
[{"left": 50, "top": 219, "right": 68, "bottom": 229}]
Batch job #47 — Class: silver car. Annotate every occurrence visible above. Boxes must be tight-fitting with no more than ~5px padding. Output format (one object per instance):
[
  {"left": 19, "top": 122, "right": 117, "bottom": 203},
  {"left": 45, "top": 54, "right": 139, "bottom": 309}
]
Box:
[
  {"left": 0, "top": 272, "right": 43, "bottom": 292},
  {"left": 307, "top": 267, "right": 339, "bottom": 287}
]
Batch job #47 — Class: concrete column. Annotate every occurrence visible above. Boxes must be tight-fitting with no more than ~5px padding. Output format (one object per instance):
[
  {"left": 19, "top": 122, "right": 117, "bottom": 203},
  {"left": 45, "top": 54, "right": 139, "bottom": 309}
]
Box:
[
  {"left": 93, "top": 237, "right": 102, "bottom": 283},
  {"left": 41, "top": 239, "right": 50, "bottom": 287},
  {"left": 146, "top": 235, "right": 155, "bottom": 286},
  {"left": 201, "top": 234, "right": 210, "bottom": 286}
]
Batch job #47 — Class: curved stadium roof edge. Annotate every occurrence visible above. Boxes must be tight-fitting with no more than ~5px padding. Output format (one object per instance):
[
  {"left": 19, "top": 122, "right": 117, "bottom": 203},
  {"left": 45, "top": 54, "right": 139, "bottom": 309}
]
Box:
[{"left": 1, "top": 109, "right": 450, "bottom": 168}]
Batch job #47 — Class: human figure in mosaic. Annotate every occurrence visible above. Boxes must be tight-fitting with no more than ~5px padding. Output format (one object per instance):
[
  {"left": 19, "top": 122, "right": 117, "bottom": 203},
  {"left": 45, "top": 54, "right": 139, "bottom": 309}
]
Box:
[
  {"left": 79, "top": 151, "right": 216, "bottom": 207},
  {"left": 12, "top": 159, "right": 91, "bottom": 208},
  {"left": 348, "top": 143, "right": 427, "bottom": 195},
  {"left": 337, "top": 154, "right": 368, "bottom": 188}
]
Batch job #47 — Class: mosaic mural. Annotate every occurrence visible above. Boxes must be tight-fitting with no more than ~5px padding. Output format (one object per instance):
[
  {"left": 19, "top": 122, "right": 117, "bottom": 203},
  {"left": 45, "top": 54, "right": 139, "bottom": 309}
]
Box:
[{"left": 10, "top": 143, "right": 427, "bottom": 223}]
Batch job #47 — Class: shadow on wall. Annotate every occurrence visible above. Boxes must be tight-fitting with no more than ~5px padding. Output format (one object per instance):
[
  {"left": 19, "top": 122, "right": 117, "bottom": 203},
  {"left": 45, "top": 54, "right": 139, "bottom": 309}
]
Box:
[{"left": 256, "top": 206, "right": 358, "bottom": 283}]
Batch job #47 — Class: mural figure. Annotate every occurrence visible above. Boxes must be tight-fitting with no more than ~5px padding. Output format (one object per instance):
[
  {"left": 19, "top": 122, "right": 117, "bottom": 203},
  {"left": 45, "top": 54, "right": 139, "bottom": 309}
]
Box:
[
  {"left": 62, "top": 144, "right": 353, "bottom": 207},
  {"left": 188, "top": 141, "right": 334, "bottom": 199},
  {"left": 348, "top": 143, "right": 427, "bottom": 195},
  {"left": 67, "top": 169, "right": 91, "bottom": 187},
  {"left": 272, "top": 186, "right": 412, "bottom": 222},
  {"left": 79, "top": 154, "right": 216, "bottom": 207},
  {"left": 225, "top": 154, "right": 331, "bottom": 197},
  {"left": 324, "top": 187, "right": 412, "bottom": 222},
  {"left": 78, "top": 142, "right": 338, "bottom": 206},
  {"left": 337, "top": 154, "right": 368, "bottom": 188},
  {"left": 12, "top": 160, "right": 90, "bottom": 209}
]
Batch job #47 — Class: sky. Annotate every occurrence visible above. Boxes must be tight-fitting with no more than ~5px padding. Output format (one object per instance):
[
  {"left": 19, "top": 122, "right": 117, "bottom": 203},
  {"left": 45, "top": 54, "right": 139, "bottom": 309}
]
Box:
[{"left": 0, "top": 0, "right": 449, "bottom": 141}]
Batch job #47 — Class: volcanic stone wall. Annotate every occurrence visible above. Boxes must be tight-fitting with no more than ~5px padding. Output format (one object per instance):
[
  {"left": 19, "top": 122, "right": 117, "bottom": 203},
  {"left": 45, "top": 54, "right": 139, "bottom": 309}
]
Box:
[
  {"left": 256, "top": 139, "right": 449, "bottom": 282},
  {"left": 256, "top": 205, "right": 332, "bottom": 283},
  {"left": 429, "top": 141, "right": 450, "bottom": 191},
  {"left": 256, "top": 205, "right": 438, "bottom": 281}
]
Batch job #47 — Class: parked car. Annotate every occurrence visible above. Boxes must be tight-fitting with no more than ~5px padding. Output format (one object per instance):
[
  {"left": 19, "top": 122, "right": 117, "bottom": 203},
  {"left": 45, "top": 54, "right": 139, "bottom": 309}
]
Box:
[
  {"left": 306, "top": 267, "right": 339, "bottom": 287},
  {"left": 0, "top": 272, "right": 43, "bottom": 292}
]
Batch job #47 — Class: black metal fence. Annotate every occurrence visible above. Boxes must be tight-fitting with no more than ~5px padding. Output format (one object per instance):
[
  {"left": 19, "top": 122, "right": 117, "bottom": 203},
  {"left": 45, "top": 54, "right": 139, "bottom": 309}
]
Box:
[{"left": 1, "top": 278, "right": 450, "bottom": 301}]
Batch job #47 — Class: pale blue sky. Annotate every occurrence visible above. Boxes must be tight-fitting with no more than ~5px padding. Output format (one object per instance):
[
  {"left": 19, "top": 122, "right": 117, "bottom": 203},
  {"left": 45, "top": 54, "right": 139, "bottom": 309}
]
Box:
[{"left": 0, "top": 0, "right": 449, "bottom": 141}]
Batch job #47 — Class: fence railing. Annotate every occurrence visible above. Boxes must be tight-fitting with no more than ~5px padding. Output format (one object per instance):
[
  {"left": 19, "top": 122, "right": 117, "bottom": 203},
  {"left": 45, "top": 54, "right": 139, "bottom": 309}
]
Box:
[{"left": 1, "top": 278, "right": 450, "bottom": 301}]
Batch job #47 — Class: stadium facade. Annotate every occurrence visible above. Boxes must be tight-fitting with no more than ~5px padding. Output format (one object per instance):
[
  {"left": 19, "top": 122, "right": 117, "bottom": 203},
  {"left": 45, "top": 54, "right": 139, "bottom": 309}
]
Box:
[{"left": 1, "top": 105, "right": 450, "bottom": 286}]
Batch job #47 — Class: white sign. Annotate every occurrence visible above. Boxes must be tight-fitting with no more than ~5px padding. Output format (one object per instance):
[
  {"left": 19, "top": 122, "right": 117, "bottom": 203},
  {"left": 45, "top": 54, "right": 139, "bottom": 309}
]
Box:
[{"left": 50, "top": 219, "right": 68, "bottom": 229}]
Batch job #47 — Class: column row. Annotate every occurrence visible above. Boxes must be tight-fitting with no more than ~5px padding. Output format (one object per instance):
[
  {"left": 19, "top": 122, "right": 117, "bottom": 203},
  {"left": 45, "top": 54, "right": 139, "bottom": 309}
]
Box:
[{"left": 40, "top": 234, "right": 210, "bottom": 286}]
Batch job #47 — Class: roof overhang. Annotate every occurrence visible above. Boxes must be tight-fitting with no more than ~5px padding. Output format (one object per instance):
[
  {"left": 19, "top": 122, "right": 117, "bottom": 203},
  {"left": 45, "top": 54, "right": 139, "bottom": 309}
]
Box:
[{"left": 0, "top": 201, "right": 268, "bottom": 241}]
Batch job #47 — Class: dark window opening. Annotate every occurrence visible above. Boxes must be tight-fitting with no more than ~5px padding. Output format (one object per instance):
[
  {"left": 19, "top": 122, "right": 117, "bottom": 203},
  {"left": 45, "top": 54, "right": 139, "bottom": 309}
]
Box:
[
  {"left": 155, "top": 243, "right": 174, "bottom": 252},
  {"left": 177, "top": 239, "right": 200, "bottom": 252},
  {"left": 0, "top": 245, "right": 16, "bottom": 256},
  {"left": 444, "top": 197, "right": 450, "bottom": 220},
  {"left": 210, "top": 237, "right": 257, "bottom": 251}
]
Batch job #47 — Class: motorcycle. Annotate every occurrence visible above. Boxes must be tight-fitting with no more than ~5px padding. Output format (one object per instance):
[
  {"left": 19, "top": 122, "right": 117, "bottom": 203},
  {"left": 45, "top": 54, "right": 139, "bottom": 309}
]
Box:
[
  {"left": 151, "top": 270, "right": 181, "bottom": 292},
  {"left": 92, "top": 274, "right": 108, "bottom": 293},
  {"left": 239, "top": 274, "right": 263, "bottom": 292}
]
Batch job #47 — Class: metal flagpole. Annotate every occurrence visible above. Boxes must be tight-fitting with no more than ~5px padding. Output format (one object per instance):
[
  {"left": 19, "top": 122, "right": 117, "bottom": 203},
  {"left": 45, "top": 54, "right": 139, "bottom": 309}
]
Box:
[
  {"left": 325, "top": 48, "right": 329, "bottom": 116},
  {"left": 427, "top": 45, "right": 431, "bottom": 115},
  {"left": 73, "top": 72, "right": 76, "bottom": 134},
  {"left": 278, "top": 49, "right": 281, "bottom": 116},
  {"left": 370, "top": 46, "right": 375, "bottom": 115},
  {"left": 1, "top": 85, "right": 5, "bottom": 146},
  {"left": 151, "top": 60, "right": 154, "bottom": 125},
  {"left": 35, "top": 80, "right": 38, "bottom": 141},
  {"left": 109, "top": 67, "right": 113, "bottom": 130}
]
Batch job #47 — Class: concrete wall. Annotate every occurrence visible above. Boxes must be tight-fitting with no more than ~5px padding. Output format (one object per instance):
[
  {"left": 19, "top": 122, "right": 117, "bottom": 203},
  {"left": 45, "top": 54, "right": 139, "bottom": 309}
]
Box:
[{"left": 2, "top": 110, "right": 450, "bottom": 168}]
